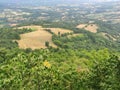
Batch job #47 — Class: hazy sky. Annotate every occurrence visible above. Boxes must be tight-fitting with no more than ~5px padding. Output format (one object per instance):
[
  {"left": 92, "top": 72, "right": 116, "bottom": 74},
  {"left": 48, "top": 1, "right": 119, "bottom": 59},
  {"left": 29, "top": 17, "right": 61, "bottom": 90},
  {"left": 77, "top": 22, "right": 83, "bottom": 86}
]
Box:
[
  {"left": 0, "top": 0, "right": 119, "bottom": 4},
  {"left": 1, "top": 0, "right": 119, "bottom": 2}
]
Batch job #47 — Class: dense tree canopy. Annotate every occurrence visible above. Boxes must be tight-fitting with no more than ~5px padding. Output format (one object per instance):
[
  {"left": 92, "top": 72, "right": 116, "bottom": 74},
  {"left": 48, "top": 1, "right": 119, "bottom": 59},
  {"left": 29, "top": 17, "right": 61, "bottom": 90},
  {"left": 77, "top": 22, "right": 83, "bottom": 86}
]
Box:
[{"left": 0, "top": 23, "right": 120, "bottom": 89}]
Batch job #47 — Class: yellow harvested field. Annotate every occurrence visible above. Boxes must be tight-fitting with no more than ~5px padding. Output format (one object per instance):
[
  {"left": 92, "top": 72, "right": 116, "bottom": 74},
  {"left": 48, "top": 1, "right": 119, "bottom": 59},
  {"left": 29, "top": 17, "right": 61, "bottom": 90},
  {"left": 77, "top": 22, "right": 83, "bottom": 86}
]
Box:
[
  {"left": 47, "top": 28, "right": 73, "bottom": 35},
  {"left": 84, "top": 24, "right": 98, "bottom": 33},
  {"left": 76, "top": 24, "right": 98, "bottom": 33},
  {"left": 17, "top": 25, "right": 57, "bottom": 49},
  {"left": 17, "top": 25, "right": 73, "bottom": 49},
  {"left": 76, "top": 24, "right": 87, "bottom": 28}
]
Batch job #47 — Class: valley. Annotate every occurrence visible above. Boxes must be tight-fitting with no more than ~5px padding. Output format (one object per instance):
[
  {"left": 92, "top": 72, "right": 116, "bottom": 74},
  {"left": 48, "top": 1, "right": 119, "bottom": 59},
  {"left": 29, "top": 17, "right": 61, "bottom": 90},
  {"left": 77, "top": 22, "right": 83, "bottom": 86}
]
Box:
[{"left": 0, "top": 0, "right": 120, "bottom": 90}]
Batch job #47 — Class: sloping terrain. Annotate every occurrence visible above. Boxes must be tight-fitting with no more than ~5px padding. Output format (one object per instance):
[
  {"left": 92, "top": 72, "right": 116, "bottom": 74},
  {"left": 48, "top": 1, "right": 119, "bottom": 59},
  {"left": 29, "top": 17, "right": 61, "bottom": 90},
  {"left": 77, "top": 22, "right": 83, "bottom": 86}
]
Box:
[
  {"left": 47, "top": 28, "right": 73, "bottom": 35},
  {"left": 17, "top": 25, "right": 73, "bottom": 49},
  {"left": 17, "top": 26, "right": 56, "bottom": 49},
  {"left": 76, "top": 24, "right": 98, "bottom": 33}
]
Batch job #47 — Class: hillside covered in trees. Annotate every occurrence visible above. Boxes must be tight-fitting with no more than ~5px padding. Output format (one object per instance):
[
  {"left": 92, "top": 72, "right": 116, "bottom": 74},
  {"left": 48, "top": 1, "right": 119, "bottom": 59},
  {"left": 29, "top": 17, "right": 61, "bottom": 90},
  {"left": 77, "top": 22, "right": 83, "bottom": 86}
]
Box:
[{"left": 0, "top": 0, "right": 120, "bottom": 90}]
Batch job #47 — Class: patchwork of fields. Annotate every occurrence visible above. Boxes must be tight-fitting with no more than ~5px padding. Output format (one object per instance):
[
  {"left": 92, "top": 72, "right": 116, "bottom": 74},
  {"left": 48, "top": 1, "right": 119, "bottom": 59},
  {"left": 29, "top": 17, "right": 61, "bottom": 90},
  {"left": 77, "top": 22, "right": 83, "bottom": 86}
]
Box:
[{"left": 17, "top": 25, "right": 73, "bottom": 49}]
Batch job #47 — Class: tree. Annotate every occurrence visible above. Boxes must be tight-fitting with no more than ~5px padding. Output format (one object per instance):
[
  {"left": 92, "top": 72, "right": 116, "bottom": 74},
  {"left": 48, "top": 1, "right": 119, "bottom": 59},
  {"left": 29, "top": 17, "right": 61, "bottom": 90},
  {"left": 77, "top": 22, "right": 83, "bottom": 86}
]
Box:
[
  {"left": 45, "top": 41, "right": 49, "bottom": 47},
  {"left": 58, "top": 32, "right": 61, "bottom": 36},
  {"left": 88, "top": 55, "right": 120, "bottom": 90}
]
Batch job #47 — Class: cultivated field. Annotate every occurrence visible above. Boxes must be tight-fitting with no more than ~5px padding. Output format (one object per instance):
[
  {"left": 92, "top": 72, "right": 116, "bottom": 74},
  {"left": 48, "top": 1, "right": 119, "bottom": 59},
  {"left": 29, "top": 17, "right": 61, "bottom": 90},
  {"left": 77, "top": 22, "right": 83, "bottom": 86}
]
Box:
[
  {"left": 17, "top": 25, "right": 73, "bottom": 49},
  {"left": 76, "top": 24, "right": 98, "bottom": 33},
  {"left": 76, "top": 24, "right": 87, "bottom": 28},
  {"left": 17, "top": 25, "right": 56, "bottom": 49},
  {"left": 47, "top": 28, "right": 73, "bottom": 35}
]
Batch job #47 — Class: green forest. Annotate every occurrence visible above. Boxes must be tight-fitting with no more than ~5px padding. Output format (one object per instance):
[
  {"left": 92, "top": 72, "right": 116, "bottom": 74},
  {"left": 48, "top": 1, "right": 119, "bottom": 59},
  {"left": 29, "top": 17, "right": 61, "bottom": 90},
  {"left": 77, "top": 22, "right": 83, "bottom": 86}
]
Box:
[
  {"left": 0, "top": 1, "right": 120, "bottom": 89},
  {"left": 0, "top": 22, "right": 120, "bottom": 90}
]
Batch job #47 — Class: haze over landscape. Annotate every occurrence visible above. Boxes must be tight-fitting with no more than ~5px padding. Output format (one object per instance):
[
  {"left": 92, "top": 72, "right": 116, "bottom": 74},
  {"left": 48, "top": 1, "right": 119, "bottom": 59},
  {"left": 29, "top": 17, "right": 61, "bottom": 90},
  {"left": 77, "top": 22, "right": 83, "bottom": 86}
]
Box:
[
  {"left": 0, "top": 0, "right": 120, "bottom": 4},
  {"left": 0, "top": 0, "right": 120, "bottom": 89}
]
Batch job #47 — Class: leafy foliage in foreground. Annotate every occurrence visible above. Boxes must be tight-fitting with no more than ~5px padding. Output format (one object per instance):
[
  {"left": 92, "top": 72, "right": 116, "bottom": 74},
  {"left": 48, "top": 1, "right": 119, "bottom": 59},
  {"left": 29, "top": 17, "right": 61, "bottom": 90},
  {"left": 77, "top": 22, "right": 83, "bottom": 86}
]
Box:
[
  {"left": 0, "top": 48, "right": 120, "bottom": 90},
  {"left": 0, "top": 25, "right": 120, "bottom": 89}
]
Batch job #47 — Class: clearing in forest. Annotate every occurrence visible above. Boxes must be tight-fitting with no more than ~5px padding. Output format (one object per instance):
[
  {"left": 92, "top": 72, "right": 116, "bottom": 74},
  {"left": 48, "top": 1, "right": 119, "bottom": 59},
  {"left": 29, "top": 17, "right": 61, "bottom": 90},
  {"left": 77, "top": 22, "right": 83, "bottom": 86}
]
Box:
[
  {"left": 17, "top": 25, "right": 56, "bottom": 49},
  {"left": 46, "top": 28, "right": 73, "bottom": 35},
  {"left": 76, "top": 24, "right": 98, "bottom": 33},
  {"left": 17, "top": 25, "right": 73, "bottom": 49}
]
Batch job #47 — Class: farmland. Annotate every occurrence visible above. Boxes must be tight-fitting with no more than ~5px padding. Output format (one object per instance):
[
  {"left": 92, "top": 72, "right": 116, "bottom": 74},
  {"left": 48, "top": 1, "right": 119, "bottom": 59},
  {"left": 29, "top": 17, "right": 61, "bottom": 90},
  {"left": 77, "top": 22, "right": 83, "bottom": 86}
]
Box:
[
  {"left": 17, "top": 25, "right": 73, "bottom": 49},
  {"left": 0, "top": 1, "right": 120, "bottom": 90},
  {"left": 46, "top": 28, "right": 73, "bottom": 35},
  {"left": 76, "top": 24, "right": 98, "bottom": 33}
]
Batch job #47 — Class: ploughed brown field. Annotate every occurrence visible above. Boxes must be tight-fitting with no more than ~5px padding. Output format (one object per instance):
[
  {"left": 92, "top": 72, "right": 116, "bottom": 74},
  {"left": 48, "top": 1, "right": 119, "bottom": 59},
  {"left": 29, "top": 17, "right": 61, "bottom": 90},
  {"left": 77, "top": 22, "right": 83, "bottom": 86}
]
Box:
[{"left": 17, "top": 25, "right": 73, "bottom": 49}]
